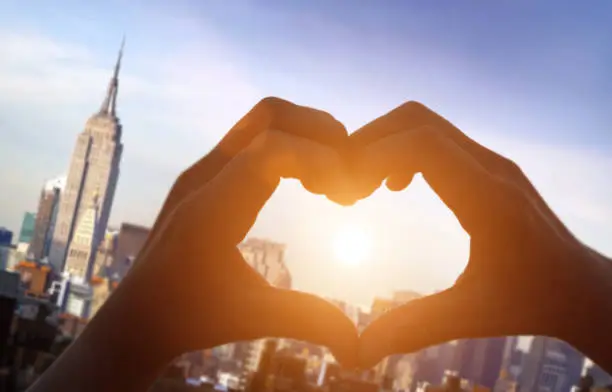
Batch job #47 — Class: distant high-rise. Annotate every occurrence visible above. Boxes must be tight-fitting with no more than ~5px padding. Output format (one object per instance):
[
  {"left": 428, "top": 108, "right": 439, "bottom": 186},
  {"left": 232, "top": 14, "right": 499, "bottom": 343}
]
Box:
[
  {"left": 238, "top": 238, "right": 292, "bottom": 376},
  {"left": 520, "top": 337, "right": 584, "bottom": 392},
  {"left": 239, "top": 238, "right": 291, "bottom": 289},
  {"left": 0, "top": 228, "right": 12, "bottom": 247},
  {"left": 18, "top": 212, "right": 36, "bottom": 245},
  {"left": 48, "top": 39, "right": 125, "bottom": 278},
  {"left": 30, "top": 176, "right": 66, "bottom": 260},
  {"left": 111, "top": 222, "right": 150, "bottom": 280},
  {"left": 455, "top": 337, "right": 507, "bottom": 389}
]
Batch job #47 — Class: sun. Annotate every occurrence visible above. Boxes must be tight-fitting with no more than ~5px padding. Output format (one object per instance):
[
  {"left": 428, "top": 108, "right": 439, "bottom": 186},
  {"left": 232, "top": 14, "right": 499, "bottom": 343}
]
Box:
[{"left": 332, "top": 225, "right": 372, "bottom": 266}]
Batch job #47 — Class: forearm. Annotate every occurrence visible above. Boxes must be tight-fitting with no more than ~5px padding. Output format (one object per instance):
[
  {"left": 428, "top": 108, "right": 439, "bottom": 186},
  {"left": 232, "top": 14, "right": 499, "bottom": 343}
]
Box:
[
  {"left": 28, "top": 273, "right": 173, "bottom": 391},
  {"left": 565, "top": 250, "right": 612, "bottom": 374}
]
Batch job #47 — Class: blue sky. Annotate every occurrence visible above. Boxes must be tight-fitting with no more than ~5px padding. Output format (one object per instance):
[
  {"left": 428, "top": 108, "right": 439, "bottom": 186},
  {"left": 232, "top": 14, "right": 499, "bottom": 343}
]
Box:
[{"left": 1, "top": 1, "right": 611, "bottom": 307}]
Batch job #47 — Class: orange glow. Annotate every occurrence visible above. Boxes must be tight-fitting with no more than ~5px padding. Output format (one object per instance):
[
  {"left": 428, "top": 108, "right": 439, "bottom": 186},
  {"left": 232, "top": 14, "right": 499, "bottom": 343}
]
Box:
[
  {"left": 17, "top": 261, "right": 37, "bottom": 269},
  {"left": 332, "top": 225, "right": 372, "bottom": 266}
]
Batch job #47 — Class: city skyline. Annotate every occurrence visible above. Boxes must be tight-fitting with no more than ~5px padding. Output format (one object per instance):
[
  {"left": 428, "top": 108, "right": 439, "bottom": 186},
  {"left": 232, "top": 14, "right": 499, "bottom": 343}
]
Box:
[{"left": 1, "top": 1, "right": 611, "bottom": 307}]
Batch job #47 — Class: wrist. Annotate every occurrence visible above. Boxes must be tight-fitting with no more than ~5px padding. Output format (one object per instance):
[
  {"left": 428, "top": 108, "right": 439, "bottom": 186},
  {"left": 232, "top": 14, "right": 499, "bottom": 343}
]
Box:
[
  {"left": 562, "top": 249, "right": 612, "bottom": 364},
  {"left": 30, "top": 275, "right": 173, "bottom": 392}
]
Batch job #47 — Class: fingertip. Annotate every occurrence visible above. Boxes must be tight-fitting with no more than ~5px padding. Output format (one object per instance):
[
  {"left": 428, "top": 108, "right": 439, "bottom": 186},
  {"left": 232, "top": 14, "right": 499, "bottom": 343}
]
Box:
[{"left": 386, "top": 172, "right": 415, "bottom": 191}]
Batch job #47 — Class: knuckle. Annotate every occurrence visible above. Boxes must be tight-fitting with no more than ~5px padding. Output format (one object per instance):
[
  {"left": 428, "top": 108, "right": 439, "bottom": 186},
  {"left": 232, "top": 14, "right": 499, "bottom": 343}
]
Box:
[
  {"left": 398, "top": 100, "right": 446, "bottom": 127},
  {"left": 251, "top": 129, "right": 283, "bottom": 155},
  {"left": 502, "top": 158, "right": 526, "bottom": 180},
  {"left": 399, "top": 100, "right": 429, "bottom": 113},
  {"left": 494, "top": 180, "right": 532, "bottom": 224},
  {"left": 412, "top": 125, "right": 444, "bottom": 150},
  {"left": 257, "top": 96, "right": 289, "bottom": 110},
  {"left": 398, "top": 100, "right": 434, "bottom": 119},
  {"left": 248, "top": 130, "right": 291, "bottom": 172},
  {"left": 252, "top": 96, "right": 292, "bottom": 120}
]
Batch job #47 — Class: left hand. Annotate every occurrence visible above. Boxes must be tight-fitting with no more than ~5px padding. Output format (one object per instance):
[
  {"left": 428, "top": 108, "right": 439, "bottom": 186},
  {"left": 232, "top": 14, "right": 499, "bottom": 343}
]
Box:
[{"left": 113, "top": 97, "right": 359, "bottom": 366}]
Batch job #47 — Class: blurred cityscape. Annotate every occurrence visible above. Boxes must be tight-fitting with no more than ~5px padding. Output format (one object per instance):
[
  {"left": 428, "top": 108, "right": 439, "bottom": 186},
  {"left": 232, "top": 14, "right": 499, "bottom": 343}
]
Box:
[{"left": 0, "top": 43, "right": 611, "bottom": 392}]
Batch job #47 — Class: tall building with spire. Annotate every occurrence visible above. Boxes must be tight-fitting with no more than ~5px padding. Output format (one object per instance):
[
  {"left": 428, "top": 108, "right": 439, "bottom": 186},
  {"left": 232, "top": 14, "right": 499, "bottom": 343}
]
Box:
[{"left": 48, "top": 39, "right": 125, "bottom": 279}]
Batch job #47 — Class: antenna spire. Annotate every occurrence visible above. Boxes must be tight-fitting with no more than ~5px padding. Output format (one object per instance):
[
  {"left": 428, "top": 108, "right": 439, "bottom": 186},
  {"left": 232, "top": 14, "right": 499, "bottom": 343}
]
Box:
[{"left": 99, "top": 36, "right": 125, "bottom": 117}]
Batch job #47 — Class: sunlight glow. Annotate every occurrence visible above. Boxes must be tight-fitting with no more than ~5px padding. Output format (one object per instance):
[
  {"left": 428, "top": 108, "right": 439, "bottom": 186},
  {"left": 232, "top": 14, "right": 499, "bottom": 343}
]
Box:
[{"left": 332, "top": 225, "right": 372, "bottom": 266}]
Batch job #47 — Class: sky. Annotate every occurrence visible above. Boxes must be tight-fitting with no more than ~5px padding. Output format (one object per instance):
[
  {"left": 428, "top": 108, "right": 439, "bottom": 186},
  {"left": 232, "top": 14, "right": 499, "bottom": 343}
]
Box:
[{"left": 1, "top": 0, "right": 611, "bottom": 308}]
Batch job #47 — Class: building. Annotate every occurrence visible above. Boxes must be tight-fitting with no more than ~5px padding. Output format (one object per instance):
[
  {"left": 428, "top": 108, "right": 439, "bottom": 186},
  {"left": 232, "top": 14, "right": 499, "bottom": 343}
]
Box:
[
  {"left": 238, "top": 238, "right": 291, "bottom": 289},
  {"left": 111, "top": 222, "right": 150, "bottom": 280},
  {"left": 48, "top": 40, "right": 125, "bottom": 276},
  {"left": 0, "top": 228, "right": 13, "bottom": 247},
  {"left": 453, "top": 337, "right": 507, "bottom": 389},
  {"left": 583, "top": 361, "right": 612, "bottom": 387},
  {"left": 93, "top": 228, "right": 118, "bottom": 278},
  {"left": 17, "top": 212, "right": 36, "bottom": 252},
  {"left": 29, "top": 176, "right": 66, "bottom": 261},
  {"left": 89, "top": 276, "right": 115, "bottom": 318},
  {"left": 62, "top": 190, "right": 104, "bottom": 280},
  {"left": 520, "top": 337, "right": 584, "bottom": 392},
  {"left": 14, "top": 261, "right": 53, "bottom": 298},
  {"left": 495, "top": 369, "right": 519, "bottom": 392},
  {"left": 0, "top": 245, "right": 23, "bottom": 271},
  {"left": 499, "top": 336, "right": 522, "bottom": 381},
  {"left": 237, "top": 238, "right": 292, "bottom": 378},
  {"left": 64, "top": 277, "right": 93, "bottom": 318}
]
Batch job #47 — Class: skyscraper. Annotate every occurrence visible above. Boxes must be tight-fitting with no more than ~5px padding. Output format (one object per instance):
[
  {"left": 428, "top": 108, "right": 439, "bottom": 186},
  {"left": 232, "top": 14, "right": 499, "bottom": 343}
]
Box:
[
  {"left": 29, "top": 176, "right": 66, "bottom": 260},
  {"left": 48, "top": 40, "right": 125, "bottom": 279},
  {"left": 18, "top": 212, "right": 36, "bottom": 246},
  {"left": 237, "top": 238, "right": 292, "bottom": 378}
]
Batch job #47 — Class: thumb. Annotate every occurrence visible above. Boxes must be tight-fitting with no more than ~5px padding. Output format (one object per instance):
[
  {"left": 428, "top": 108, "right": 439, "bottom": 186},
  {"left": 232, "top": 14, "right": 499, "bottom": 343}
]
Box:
[
  {"left": 232, "top": 288, "right": 360, "bottom": 368},
  {"left": 359, "top": 287, "right": 492, "bottom": 369}
]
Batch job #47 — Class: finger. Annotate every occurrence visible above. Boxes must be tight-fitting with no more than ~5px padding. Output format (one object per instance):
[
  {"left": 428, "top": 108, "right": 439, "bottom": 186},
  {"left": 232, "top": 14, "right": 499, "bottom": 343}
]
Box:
[
  {"left": 350, "top": 101, "right": 574, "bottom": 240},
  {"left": 350, "top": 101, "right": 440, "bottom": 146},
  {"left": 182, "top": 130, "right": 350, "bottom": 246},
  {"left": 363, "top": 126, "right": 509, "bottom": 233},
  {"left": 348, "top": 101, "right": 479, "bottom": 200},
  {"left": 385, "top": 172, "right": 416, "bottom": 192},
  {"left": 171, "top": 97, "right": 349, "bottom": 208},
  {"left": 351, "top": 101, "right": 512, "bottom": 179},
  {"left": 358, "top": 287, "right": 506, "bottom": 368},
  {"left": 140, "top": 98, "right": 349, "bottom": 264},
  {"left": 229, "top": 287, "right": 360, "bottom": 368},
  {"left": 358, "top": 282, "right": 556, "bottom": 369}
]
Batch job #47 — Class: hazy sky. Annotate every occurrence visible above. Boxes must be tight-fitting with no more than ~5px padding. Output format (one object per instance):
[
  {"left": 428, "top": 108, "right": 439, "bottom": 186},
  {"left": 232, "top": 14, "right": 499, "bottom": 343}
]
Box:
[{"left": 1, "top": 1, "right": 611, "bottom": 307}]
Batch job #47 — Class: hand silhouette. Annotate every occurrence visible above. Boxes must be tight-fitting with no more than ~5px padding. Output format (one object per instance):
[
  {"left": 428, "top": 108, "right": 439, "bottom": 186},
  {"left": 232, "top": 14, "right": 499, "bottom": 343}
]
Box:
[
  {"left": 122, "top": 97, "right": 359, "bottom": 365},
  {"left": 351, "top": 101, "right": 607, "bottom": 369}
]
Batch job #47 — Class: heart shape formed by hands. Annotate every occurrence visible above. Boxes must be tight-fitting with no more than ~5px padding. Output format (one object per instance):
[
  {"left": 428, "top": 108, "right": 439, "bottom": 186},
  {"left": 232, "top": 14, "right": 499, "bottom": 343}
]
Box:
[{"left": 131, "top": 97, "right": 592, "bottom": 372}]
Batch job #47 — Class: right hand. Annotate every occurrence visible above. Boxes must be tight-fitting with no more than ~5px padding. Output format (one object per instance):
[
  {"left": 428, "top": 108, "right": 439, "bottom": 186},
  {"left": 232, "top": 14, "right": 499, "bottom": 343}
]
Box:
[{"left": 351, "top": 101, "right": 608, "bottom": 369}]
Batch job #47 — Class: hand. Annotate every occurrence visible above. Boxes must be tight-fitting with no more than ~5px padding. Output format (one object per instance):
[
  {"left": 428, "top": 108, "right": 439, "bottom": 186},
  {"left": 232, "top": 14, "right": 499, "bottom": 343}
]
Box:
[
  {"left": 352, "top": 101, "right": 603, "bottom": 368},
  {"left": 119, "top": 97, "right": 359, "bottom": 365}
]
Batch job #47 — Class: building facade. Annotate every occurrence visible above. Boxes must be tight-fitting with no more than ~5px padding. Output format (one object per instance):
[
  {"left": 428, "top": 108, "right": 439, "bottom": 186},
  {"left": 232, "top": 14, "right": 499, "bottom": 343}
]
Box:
[
  {"left": 236, "top": 238, "right": 292, "bottom": 377},
  {"left": 48, "top": 41, "right": 125, "bottom": 278},
  {"left": 111, "top": 222, "right": 150, "bottom": 280},
  {"left": 18, "top": 212, "right": 36, "bottom": 248},
  {"left": 454, "top": 337, "right": 507, "bottom": 389},
  {"left": 520, "top": 337, "right": 584, "bottom": 392},
  {"left": 0, "top": 228, "right": 13, "bottom": 247},
  {"left": 29, "top": 176, "right": 65, "bottom": 261}
]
